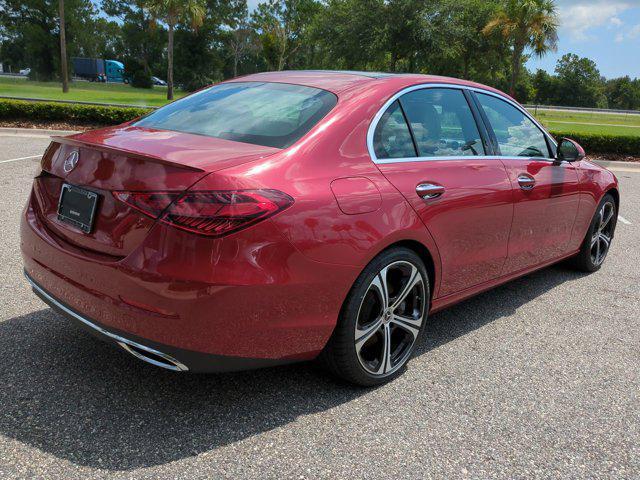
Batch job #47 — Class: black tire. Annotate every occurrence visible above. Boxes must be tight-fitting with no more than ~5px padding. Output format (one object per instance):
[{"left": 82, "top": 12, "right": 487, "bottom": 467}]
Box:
[
  {"left": 569, "top": 193, "right": 617, "bottom": 272},
  {"left": 319, "top": 247, "right": 430, "bottom": 387}
]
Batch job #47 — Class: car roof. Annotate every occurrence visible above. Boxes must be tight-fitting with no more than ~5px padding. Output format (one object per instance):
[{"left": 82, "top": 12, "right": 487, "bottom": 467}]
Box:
[{"left": 228, "top": 70, "right": 507, "bottom": 99}]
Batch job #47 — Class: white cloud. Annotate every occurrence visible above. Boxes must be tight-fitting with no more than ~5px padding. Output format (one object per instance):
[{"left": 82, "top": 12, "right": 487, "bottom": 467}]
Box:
[
  {"left": 614, "top": 23, "right": 640, "bottom": 42},
  {"left": 560, "top": 2, "right": 631, "bottom": 41},
  {"left": 610, "top": 17, "right": 623, "bottom": 27}
]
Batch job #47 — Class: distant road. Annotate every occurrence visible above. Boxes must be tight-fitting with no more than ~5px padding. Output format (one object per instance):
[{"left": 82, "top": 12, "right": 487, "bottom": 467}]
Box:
[{"left": 0, "top": 73, "right": 27, "bottom": 80}]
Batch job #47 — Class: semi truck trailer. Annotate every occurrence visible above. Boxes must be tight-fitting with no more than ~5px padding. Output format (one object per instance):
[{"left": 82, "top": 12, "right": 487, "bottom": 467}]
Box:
[{"left": 72, "top": 57, "right": 127, "bottom": 83}]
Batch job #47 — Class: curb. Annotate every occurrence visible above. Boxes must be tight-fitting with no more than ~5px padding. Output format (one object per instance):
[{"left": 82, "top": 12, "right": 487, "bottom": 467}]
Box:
[
  {"left": 591, "top": 159, "right": 640, "bottom": 172},
  {"left": 0, "top": 127, "right": 79, "bottom": 137}
]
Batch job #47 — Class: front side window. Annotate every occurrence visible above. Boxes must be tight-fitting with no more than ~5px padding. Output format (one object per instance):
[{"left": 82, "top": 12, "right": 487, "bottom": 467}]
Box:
[
  {"left": 134, "top": 81, "right": 337, "bottom": 149},
  {"left": 399, "top": 88, "right": 485, "bottom": 157},
  {"left": 372, "top": 101, "right": 417, "bottom": 159},
  {"left": 476, "top": 93, "right": 550, "bottom": 158}
]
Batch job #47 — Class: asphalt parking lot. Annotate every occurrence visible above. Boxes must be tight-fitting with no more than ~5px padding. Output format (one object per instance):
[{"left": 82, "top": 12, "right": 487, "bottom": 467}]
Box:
[{"left": 0, "top": 130, "right": 638, "bottom": 479}]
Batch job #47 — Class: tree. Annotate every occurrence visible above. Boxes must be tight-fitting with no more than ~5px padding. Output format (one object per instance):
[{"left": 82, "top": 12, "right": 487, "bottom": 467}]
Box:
[
  {"left": 554, "top": 53, "right": 606, "bottom": 107},
  {"left": 606, "top": 76, "right": 640, "bottom": 111},
  {"left": 309, "top": 0, "right": 509, "bottom": 81},
  {"left": 59, "top": 0, "right": 69, "bottom": 92},
  {"left": 145, "top": 0, "right": 206, "bottom": 100},
  {"left": 228, "top": 13, "right": 254, "bottom": 78},
  {"left": 483, "top": 0, "right": 558, "bottom": 99},
  {"left": 310, "top": 0, "right": 387, "bottom": 71},
  {"left": 382, "top": 0, "right": 424, "bottom": 72},
  {"left": 424, "top": 0, "right": 507, "bottom": 82},
  {"left": 0, "top": 0, "right": 96, "bottom": 81},
  {"left": 251, "top": 0, "right": 320, "bottom": 71},
  {"left": 102, "top": 0, "right": 167, "bottom": 78},
  {"left": 172, "top": 0, "right": 247, "bottom": 89},
  {"left": 532, "top": 68, "right": 557, "bottom": 104}
]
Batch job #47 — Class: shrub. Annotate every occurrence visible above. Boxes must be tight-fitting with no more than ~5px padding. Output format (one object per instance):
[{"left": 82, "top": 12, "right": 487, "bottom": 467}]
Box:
[
  {"left": 549, "top": 130, "right": 640, "bottom": 156},
  {"left": 182, "top": 74, "right": 215, "bottom": 92},
  {"left": 0, "top": 98, "right": 152, "bottom": 125},
  {"left": 125, "top": 58, "right": 153, "bottom": 89},
  {"left": 131, "top": 70, "right": 153, "bottom": 89}
]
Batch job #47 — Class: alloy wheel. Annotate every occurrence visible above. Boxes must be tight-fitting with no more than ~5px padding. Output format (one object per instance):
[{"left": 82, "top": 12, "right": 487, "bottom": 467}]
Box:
[
  {"left": 354, "top": 260, "right": 426, "bottom": 376},
  {"left": 590, "top": 201, "right": 615, "bottom": 266}
]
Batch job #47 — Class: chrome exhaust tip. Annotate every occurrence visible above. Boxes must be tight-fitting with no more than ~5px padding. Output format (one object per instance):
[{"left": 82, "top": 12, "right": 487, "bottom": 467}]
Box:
[
  {"left": 117, "top": 339, "right": 188, "bottom": 372},
  {"left": 25, "top": 272, "right": 189, "bottom": 372}
]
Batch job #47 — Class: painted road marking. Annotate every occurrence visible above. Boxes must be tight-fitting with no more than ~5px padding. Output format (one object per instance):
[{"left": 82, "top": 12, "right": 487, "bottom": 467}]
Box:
[
  {"left": 618, "top": 215, "right": 632, "bottom": 225},
  {"left": 0, "top": 154, "right": 42, "bottom": 164}
]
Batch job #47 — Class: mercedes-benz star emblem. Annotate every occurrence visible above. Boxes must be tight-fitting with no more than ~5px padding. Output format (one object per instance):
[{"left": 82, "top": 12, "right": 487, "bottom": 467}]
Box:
[{"left": 63, "top": 151, "right": 79, "bottom": 173}]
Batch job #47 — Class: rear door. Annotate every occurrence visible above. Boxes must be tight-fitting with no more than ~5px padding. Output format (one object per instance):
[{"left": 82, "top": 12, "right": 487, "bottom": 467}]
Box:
[
  {"left": 371, "top": 86, "right": 513, "bottom": 297},
  {"left": 472, "top": 92, "right": 580, "bottom": 273}
]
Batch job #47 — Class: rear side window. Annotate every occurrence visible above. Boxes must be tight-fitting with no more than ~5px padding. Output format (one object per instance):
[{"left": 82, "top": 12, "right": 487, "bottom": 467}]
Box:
[
  {"left": 476, "top": 93, "right": 550, "bottom": 158},
  {"left": 400, "top": 88, "right": 485, "bottom": 157},
  {"left": 134, "top": 81, "right": 337, "bottom": 149},
  {"left": 373, "top": 101, "right": 417, "bottom": 159}
]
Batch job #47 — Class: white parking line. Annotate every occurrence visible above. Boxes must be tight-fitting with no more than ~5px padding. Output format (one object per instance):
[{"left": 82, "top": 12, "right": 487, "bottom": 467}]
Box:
[
  {"left": 618, "top": 215, "right": 632, "bottom": 225},
  {"left": 0, "top": 154, "right": 42, "bottom": 164}
]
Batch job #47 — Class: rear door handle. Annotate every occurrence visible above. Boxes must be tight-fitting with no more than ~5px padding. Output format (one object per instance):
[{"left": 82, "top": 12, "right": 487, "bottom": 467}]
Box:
[
  {"left": 416, "top": 183, "right": 445, "bottom": 199},
  {"left": 517, "top": 174, "right": 535, "bottom": 190}
]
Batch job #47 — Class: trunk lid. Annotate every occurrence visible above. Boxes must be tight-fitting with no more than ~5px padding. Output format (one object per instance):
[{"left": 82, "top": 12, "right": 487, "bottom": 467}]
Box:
[{"left": 33, "top": 126, "right": 279, "bottom": 258}]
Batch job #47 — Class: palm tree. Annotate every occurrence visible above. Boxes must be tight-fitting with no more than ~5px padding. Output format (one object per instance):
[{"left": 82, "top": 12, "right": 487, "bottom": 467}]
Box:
[
  {"left": 483, "top": 0, "right": 558, "bottom": 98},
  {"left": 145, "top": 0, "right": 206, "bottom": 100},
  {"left": 58, "top": 0, "right": 69, "bottom": 93}
]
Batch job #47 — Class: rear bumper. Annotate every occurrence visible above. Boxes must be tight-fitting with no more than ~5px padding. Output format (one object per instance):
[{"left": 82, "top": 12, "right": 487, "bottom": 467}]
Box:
[
  {"left": 26, "top": 271, "right": 294, "bottom": 372},
  {"left": 21, "top": 189, "right": 360, "bottom": 370}
]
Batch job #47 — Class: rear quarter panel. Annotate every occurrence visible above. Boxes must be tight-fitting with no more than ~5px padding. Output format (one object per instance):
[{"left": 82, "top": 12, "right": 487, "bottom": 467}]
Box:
[{"left": 205, "top": 81, "right": 444, "bottom": 293}]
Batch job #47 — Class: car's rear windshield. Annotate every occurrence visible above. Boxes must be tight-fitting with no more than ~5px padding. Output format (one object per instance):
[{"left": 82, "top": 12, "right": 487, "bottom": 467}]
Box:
[{"left": 134, "top": 81, "right": 338, "bottom": 149}]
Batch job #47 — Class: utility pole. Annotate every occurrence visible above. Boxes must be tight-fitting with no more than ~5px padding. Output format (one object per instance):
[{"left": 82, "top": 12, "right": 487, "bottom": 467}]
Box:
[{"left": 59, "top": 0, "right": 69, "bottom": 93}]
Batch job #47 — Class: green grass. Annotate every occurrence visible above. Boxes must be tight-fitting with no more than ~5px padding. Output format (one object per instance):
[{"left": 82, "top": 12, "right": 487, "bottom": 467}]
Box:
[
  {"left": 532, "top": 108, "right": 640, "bottom": 137},
  {"left": 542, "top": 121, "right": 640, "bottom": 136},
  {"left": 533, "top": 109, "right": 640, "bottom": 125},
  {"left": 0, "top": 76, "right": 186, "bottom": 107}
]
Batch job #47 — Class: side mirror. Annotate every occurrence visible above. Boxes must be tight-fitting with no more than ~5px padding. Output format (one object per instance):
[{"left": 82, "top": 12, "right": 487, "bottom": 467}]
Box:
[{"left": 556, "top": 138, "right": 585, "bottom": 162}]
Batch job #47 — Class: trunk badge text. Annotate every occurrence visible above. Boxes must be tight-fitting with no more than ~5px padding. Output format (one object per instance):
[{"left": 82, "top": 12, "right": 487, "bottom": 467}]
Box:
[{"left": 63, "top": 151, "right": 80, "bottom": 173}]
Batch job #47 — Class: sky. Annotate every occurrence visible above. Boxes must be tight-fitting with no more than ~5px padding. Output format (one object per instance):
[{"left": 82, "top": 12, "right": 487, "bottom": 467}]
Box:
[{"left": 525, "top": 0, "right": 640, "bottom": 78}]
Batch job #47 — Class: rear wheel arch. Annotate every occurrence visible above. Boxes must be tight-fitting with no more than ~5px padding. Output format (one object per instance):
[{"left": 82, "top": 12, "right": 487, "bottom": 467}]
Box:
[
  {"left": 319, "top": 244, "right": 432, "bottom": 385},
  {"left": 378, "top": 240, "right": 436, "bottom": 303},
  {"left": 327, "top": 238, "right": 438, "bottom": 344}
]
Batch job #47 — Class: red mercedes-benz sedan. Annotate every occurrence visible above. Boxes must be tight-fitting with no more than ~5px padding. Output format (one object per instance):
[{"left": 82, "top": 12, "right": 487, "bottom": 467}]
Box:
[{"left": 21, "top": 71, "right": 619, "bottom": 385}]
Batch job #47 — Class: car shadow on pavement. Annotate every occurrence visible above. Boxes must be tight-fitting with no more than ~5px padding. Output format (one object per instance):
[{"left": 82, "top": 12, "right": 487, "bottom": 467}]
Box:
[{"left": 0, "top": 265, "right": 585, "bottom": 471}]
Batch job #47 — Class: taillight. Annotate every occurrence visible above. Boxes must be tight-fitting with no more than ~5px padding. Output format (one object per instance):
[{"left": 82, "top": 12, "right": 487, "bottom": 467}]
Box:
[
  {"left": 112, "top": 192, "right": 181, "bottom": 217},
  {"left": 114, "top": 189, "right": 293, "bottom": 238}
]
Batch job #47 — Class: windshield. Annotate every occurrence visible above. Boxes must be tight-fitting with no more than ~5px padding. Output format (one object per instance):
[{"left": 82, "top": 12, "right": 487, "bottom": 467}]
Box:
[{"left": 134, "top": 81, "right": 338, "bottom": 149}]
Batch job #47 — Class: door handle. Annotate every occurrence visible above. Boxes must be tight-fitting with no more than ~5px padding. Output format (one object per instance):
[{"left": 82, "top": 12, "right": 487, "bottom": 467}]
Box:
[
  {"left": 517, "top": 174, "right": 535, "bottom": 190},
  {"left": 416, "top": 183, "right": 445, "bottom": 199}
]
